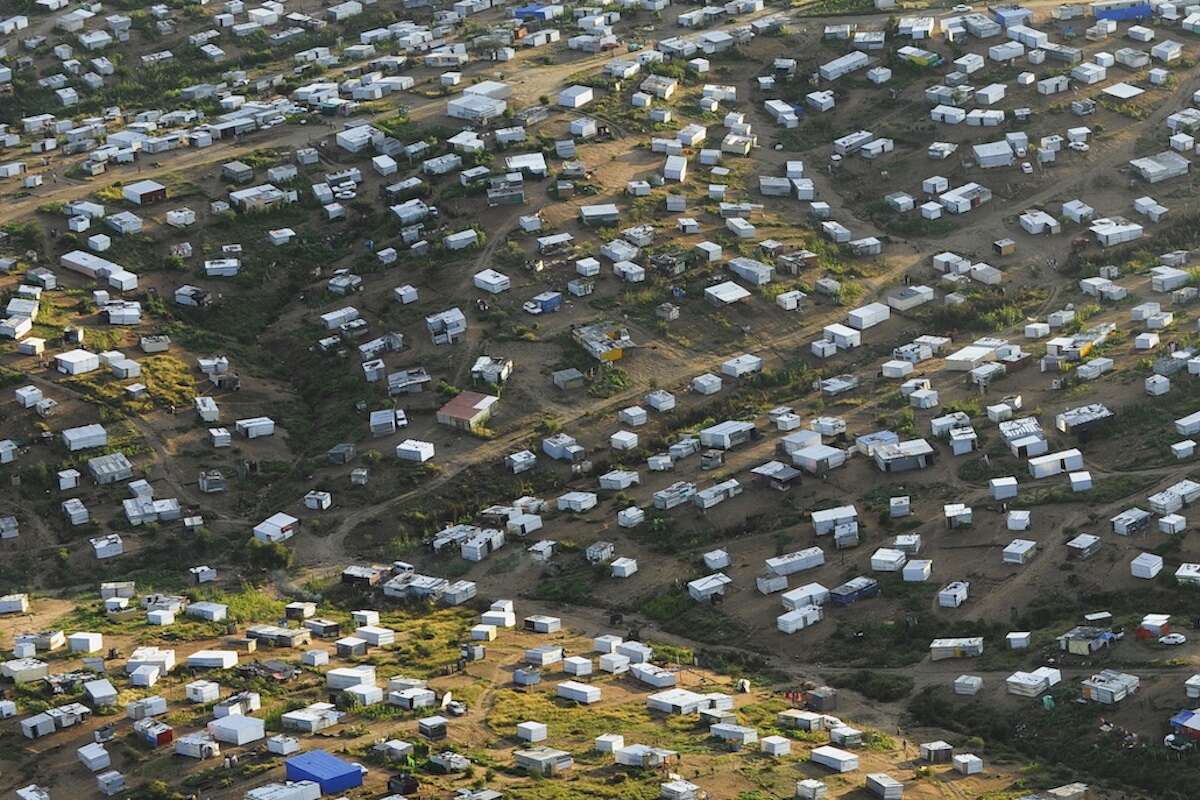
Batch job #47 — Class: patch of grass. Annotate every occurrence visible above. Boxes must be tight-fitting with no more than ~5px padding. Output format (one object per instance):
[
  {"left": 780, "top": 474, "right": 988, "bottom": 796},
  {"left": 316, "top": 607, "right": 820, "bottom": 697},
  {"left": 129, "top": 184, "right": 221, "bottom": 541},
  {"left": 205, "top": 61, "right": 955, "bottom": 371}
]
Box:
[
  {"left": 486, "top": 688, "right": 707, "bottom": 754},
  {"left": 200, "top": 584, "right": 285, "bottom": 623},
  {"left": 357, "top": 608, "right": 476, "bottom": 677},
  {"left": 141, "top": 354, "right": 196, "bottom": 408},
  {"left": 1021, "top": 474, "right": 1158, "bottom": 507}
]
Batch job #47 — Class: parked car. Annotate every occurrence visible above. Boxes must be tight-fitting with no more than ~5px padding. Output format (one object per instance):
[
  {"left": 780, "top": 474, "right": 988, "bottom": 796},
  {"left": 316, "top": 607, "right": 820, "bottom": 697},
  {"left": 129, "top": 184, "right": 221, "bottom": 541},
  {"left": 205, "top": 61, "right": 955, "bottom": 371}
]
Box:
[{"left": 1160, "top": 633, "right": 1187, "bottom": 646}]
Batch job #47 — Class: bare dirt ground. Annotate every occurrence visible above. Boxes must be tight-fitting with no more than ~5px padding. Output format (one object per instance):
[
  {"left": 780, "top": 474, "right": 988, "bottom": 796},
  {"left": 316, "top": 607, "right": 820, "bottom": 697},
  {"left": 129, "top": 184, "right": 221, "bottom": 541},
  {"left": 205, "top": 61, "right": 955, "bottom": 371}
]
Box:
[{"left": 2, "top": 0, "right": 1200, "bottom": 795}]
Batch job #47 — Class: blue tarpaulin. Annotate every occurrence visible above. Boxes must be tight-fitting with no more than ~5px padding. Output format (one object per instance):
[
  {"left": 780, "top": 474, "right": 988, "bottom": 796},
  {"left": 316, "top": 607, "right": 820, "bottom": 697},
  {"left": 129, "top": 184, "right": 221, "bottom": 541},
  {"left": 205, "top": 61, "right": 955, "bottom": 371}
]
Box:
[
  {"left": 513, "top": 4, "right": 552, "bottom": 19},
  {"left": 1094, "top": 3, "right": 1151, "bottom": 20},
  {"left": 285, "top": 751, "right": 363, "bottom": 794},
  {"left": 1171, "top": 709, "right": 1198, "bottom": 731}
]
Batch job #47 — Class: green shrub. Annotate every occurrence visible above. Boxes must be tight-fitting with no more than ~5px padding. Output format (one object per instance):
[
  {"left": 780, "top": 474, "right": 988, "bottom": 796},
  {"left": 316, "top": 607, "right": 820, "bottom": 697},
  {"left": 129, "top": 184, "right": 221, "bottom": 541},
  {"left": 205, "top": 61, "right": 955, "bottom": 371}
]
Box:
[
  {"left": 246, "top": 538, "right": 292, "bottom": 570},
  {"left": 829, "top": 670, "right": 914, "bottom": 702}
]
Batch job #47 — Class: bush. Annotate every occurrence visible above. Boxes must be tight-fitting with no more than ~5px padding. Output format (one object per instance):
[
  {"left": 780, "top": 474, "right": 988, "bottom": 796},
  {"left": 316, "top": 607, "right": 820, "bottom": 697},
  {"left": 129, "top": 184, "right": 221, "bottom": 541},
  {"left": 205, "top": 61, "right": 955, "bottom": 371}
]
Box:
[
  {"left": 246, "top": 538, "right": 292, "bottom": 570},
  {"left": 587, "top": 364, "right": 631, "bottom": 398},
  {"left": 907, "top": 685, "right": 1200, "bottom": 799},
  {"left": 829, "top": 670, "right": 914, "bottom": 702},
  {"left": 530, "top": 561, "right": 599, "bottom": 605},
  {"left": 128, "top": 781, "right": 184, "bottom": 800},
  {"left": 635, "top": 589, "right": 747, "bottom": 646},
  {"left": 0, "top": 367, "right": 26, "bottom": 389}
]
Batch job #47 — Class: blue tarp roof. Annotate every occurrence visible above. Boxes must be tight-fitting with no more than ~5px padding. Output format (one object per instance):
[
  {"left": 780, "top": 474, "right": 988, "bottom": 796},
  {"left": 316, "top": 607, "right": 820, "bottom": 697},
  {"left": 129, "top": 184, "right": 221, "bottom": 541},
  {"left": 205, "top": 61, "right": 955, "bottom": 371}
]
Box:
[
  {"left": 1094, "top": 4, "right": 1150, "bottom": 20},
  {"left": 286, "top": 750, "right": 362, "bottom": 792}
]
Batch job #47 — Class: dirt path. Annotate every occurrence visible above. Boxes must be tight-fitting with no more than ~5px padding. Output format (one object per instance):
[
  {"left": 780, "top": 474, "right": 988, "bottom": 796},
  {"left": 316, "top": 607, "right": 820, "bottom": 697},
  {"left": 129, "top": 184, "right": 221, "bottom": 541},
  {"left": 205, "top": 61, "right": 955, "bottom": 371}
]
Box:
[{"left": 0, "top": 598, "right": 75, "bottom": 647}]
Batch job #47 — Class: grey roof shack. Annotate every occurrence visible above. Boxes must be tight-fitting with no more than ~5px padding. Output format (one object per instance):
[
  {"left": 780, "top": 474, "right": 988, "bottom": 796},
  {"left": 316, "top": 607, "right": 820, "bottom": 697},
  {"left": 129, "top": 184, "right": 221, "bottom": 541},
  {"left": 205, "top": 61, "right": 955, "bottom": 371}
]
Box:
[
  {"left": 88, "top": 452, "right": 134, "bottom": 485},
  {"left": 221, "top": 160, "right": 254, "bottom": 183},
  {"left": 552, "top": 368, "right": 585, "bottom": 390}
]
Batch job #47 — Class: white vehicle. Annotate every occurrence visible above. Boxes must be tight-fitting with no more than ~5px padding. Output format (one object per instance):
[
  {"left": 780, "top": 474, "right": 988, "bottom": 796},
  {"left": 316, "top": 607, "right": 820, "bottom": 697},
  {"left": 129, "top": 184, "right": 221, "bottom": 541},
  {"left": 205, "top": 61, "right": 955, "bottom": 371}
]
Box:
[{"left": 1160, "top": 633, "right": 1187, "bottom": 646}]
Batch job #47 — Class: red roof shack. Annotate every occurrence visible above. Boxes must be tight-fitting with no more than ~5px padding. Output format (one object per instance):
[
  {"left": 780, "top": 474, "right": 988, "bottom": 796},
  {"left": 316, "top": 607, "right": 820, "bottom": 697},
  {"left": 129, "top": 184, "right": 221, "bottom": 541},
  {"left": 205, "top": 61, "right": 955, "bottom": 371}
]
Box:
[{"left": 436, "top": 391, "right": 498, "bottom": 433}]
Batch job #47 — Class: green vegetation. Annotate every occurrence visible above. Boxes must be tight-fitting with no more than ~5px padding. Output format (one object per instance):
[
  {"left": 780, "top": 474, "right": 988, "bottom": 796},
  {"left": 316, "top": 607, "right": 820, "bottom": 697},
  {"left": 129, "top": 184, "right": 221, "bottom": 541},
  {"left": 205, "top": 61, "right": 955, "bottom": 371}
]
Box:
[
  {"left": 586, "top": 364, "right": 632, "bottom": 398},
  {"left": 1, "top": 222, "right": 43, "bottom": 254},
  {"left": 630, "top": 508, "right": 802, "bottom": 557},
  {"left": 0, "top": 24, "right": 347, "bottom": 126},
  {"left": 357, "top": 609, "right": 475, "bottom": 677},
  {"left": 793, "top": 0, "right": 874, "bottom": 18},
  {"left": 198, "top": 584, "right": 285, "bottom": 622},
  {"left": 1068, "top": 211, "right": 1200, "bottom": 276},
  {"left": 828, "top": 670, "right": 914, "bottom": 702},
  {"left": 909, "top": 686, "right": 1200, "bottom": 799},
  {"left": 530, "top": 561, "right": 603, "bottom": 605},
  {"left": 1086, "top": 388, "right": 1200, "bottom": 469},
  {"left": 1020, "top": 473, "right": 1159, "bottom": 507},
  {"left": 919, "top": 287, "right": 1050, "bottom": 334},
  {"left": 140, "top": 354, "right": 196, "bottom": 408},
  {"left": 247, "top": 538, "right": 293, "bottom": 570},
  {"left": 635, "top": 588, "right": 748, "bottom": 646},
  {"left": 862, "top": 200, "right": 957, "bottom": 239},
  {"left": 818, "top": 613, "right": 1003, "bottom": 669},
  {"left": 487, "top": 688, "right": 708, "bottom": 753},
  {"left": 0, "top": 366, "right": 25, "bottom": 388}
]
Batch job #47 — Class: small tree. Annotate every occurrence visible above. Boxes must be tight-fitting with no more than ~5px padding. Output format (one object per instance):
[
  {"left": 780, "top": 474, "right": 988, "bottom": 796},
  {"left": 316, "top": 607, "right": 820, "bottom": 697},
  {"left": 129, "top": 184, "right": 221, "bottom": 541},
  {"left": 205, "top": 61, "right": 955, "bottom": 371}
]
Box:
[{"left": 247, "top": 538, "right": 292, "bottom": 570}]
